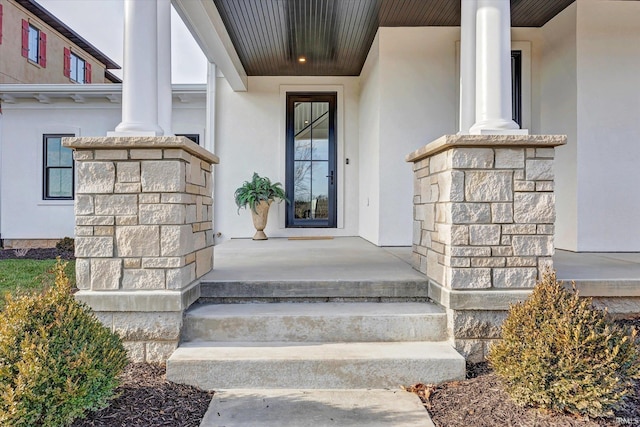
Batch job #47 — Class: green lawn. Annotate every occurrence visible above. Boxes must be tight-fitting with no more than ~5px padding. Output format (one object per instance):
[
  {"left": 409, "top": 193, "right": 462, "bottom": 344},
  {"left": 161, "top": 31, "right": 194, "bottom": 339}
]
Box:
[{"left": 0, "top": 259, "right": 75, "bottom": 310}]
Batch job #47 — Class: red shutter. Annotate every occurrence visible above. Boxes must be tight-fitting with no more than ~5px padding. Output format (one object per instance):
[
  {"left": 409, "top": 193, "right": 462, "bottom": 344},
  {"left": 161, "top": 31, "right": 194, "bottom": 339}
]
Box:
[
  {"left": 21, "top": 19, "right": 28, "bottom": 57},
  {"left": 0, "top": 4, "right": 4, "bottom": 45},
  {"left": 63, "top": 47, "right": 71, "bottom": 77},
  {"left": 84, "top": 62, "right": 92, "bottom": 83},
  {"left": 39, "top": 31, "right": 46, "bottom": 67}
]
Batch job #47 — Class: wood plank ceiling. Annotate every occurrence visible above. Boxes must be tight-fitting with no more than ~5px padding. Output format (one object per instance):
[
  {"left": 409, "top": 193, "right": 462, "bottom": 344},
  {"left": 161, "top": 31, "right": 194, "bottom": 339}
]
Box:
[{"left": 212, "top": 0, "right": 575, "bottom": 76}]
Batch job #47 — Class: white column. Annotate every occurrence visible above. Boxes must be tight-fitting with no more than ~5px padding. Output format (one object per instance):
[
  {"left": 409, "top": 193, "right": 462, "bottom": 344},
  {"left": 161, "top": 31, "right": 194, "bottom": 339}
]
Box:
[
  {"left": 112, "top": 0, "right": 163, "bottom": 136},
  {"left": 459, "top": 0, "right": 477, "bottom": 134},
  {"left": 469, "top": 0, "right": 521, "bottom": 134},
  {"left": 157, "top": 0, "right": 173, "bottom": 136},
  {"left": 204, "top": 62, "right": 217, "bottom": 154}
]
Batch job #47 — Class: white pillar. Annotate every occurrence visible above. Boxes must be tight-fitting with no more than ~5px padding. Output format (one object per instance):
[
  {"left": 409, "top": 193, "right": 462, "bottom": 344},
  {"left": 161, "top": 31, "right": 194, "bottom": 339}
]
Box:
[
  {"left": 459, "top": 0, "right": 477, "bottom": 134},
  {"left": 469, "top": 0, "right": 521, "bottom": 134},
  {"left": 157, "top": 0, "right": 173, "bottom": 136},
  {"left": 112, "top": 0, "right": 163, "bottom": 136},
  {"left": 204, "top": 62, "right": 217, "bottom": 154}
]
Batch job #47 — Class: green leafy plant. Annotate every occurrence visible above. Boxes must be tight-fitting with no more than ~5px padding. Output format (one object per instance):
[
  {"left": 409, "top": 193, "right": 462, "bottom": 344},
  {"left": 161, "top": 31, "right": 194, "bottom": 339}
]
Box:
[
  {"left": 488, "top": 270, "right": 640, "bottom": 418},
  {"left": 234, "top": 172, "right": 288, "bottom": 213},
  {"left": 55, "top": 237, "right": 75, "bottom": 253},
  {"left": 0, "top": 259, "right": 128, "bottom": 426}
]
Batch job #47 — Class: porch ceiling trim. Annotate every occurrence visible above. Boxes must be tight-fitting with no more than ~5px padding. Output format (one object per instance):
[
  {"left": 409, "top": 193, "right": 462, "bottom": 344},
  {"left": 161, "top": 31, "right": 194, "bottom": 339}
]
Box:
[{"left": 172, "top": 0, "right": 248, "bottom": 91}]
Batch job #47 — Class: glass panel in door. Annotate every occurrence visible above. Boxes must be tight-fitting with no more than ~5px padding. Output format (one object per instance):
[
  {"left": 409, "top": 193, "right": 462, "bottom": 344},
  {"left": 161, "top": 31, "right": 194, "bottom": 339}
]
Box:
[{"left": 286, "top": 93, "right": 336, "bottom": 227}]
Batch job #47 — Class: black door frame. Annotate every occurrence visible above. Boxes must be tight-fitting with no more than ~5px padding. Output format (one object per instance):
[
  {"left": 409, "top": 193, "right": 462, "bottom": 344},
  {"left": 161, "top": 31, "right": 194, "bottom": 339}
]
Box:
[{"left": 285, "top": 92, "right": 337, "bottom": 228}]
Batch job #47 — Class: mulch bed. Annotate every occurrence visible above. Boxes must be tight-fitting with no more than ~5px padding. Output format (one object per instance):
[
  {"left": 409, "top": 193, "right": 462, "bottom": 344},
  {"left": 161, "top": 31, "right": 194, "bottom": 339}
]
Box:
[
  {"left": 410, "top": 318, "right": 640, "bottom": 427},
  {"left": 72, "top": 364, "right": 214, "bottom": 427},
  {"left": 0, "top": 248, "right": 74, "bottom": 260}
]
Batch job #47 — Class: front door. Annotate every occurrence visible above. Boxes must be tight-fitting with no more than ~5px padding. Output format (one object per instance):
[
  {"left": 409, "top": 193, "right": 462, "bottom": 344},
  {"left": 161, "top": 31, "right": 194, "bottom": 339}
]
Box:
[{"left": 285, "top": 92, "right": 337, "bottom": 228}]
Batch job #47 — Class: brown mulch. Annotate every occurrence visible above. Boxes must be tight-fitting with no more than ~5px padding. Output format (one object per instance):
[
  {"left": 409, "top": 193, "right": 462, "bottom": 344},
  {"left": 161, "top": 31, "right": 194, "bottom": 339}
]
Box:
[
  {"left": 72, "top": 364, "right": 214, "bottom": 427},
  {"left": 409, "top": 318, "right": 640, "bottom": 427},
  {"left": 0, "top": 248, "right": 74, "bottom": 260}
]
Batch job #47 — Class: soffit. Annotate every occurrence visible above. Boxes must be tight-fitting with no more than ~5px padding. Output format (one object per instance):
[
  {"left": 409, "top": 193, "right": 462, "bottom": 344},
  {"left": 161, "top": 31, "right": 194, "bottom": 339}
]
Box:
[{"left": 212, "top": 0, "right": 575, "bottom": 76}]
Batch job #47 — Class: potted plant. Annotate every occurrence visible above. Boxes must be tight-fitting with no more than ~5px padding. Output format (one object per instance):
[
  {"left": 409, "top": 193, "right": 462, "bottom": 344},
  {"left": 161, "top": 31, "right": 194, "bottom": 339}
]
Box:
[{"left": 234, "top": 172, "right": 288, "bottom": 240}]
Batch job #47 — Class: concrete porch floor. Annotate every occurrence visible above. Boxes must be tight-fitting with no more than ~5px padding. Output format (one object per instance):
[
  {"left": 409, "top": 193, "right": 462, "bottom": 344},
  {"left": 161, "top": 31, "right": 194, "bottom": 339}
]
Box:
[
  {"left": 202, "top": 237, "right": 422, "bottom": 283},
  {"left": 204, "top": 237, "right": 640, "bottom": 288}
]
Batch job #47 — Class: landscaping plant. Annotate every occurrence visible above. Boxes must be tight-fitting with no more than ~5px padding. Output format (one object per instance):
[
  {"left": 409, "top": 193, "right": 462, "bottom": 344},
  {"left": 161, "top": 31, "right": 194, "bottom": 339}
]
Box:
[
  {"left": 234, "top": 172, "right": 288, "bottom": 213},
  {"left": 488, "top": 270, "right": 640, "bottom": 418},
  {"left": 0, "top": 259, "right": 128, "bottom": 426}
]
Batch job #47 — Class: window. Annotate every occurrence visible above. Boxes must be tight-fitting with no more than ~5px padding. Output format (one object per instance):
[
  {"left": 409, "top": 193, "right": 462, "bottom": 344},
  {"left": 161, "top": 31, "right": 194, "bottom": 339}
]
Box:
[
  {"left": 64, "top": 49, "right": 91, "bottom": 83},
  {"left": 43, "top": 135, "right": 74, "bottom": 200},
  {"left": 511, "top": 50, "right": 522, "bottom": 127},
  {"left": 21, "top": 20, "right": 46, "bottom": 66},
  {"left": 27, "top": 24, "right": 38, "bottom": 62},
  {"left": 176, "top": 134, "right": 200, "bottom": 145},
  {"left": 70, "top": 53, "right": 85, "bottom": 83}
]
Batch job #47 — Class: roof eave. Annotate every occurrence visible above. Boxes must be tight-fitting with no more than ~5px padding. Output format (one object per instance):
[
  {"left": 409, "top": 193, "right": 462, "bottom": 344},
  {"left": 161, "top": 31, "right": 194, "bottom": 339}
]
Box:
[{"left": 172, "top": 0, "right": 247, "bottom": 91}]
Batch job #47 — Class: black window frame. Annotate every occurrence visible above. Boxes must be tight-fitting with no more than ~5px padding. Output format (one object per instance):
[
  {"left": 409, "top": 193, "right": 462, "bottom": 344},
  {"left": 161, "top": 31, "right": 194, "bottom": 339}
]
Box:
[
  {"left": 511, "top": 50, "right": 522, "bottom": 128},
  {"left": 176, "top": 134, "right": 200, "bottom": 145},
  {"left": 285, "top": 92, "right": 338, "bottom": 228},
  {"left": 43, "top": 134, "right": 75, "bottom": 200}
]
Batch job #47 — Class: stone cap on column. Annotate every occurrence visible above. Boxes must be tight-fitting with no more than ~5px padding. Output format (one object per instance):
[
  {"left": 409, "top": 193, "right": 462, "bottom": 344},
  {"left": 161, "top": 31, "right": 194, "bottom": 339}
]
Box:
[
  {"left": 63, "top": 136, "right": 220, "bottom": 165},
  {"left": 406, "top": 134, "right": 567, "bottom": 163}
]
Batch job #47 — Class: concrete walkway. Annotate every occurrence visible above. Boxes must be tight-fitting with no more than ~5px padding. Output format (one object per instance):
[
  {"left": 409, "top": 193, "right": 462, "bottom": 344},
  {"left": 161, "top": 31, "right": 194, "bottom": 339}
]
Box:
[{"left": 200, "top": 389, "right": 434, "bottom": 427}]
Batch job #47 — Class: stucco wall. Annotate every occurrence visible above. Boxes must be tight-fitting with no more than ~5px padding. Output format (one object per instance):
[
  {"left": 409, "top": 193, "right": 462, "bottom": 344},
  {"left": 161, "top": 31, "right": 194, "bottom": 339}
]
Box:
[
  {"left": 213, "top": 76, "right": 360, "bottom": 241},
  {"left": 539, "top": 0, "right": 640, "bottom": 251},
  {"left": 0, "top": 100, "right": 205, "bottom": 241},
  {"left": 358, "top": 33, "right": 381, "bottom": 245},
  {"left": 0, "top": 0, "right": 109, "bottom": 84},
  {"left": 574, "top": 0, "right": 640, "bottom": 251},
  {"left": 540, "top": 2, "right": 578, "bottom": 251},
  {"left": 377, "top": 27, "right": 460, "bottom": 246}
]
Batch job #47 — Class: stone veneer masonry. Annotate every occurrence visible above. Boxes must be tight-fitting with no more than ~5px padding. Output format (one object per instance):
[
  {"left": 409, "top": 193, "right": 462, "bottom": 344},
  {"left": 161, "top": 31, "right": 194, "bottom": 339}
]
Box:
[
  {"left": 63, "top": 136, "right": 219, "bottom": 363},
  {"left": 407, "top": 134, "right": 566, "bottom": 362}
]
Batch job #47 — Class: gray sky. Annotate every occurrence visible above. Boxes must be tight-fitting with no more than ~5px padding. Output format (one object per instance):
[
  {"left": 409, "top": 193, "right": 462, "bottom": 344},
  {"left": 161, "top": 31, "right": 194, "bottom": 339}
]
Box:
[{"left": 36, "top": 0, "right": 208, "bottom": 83}]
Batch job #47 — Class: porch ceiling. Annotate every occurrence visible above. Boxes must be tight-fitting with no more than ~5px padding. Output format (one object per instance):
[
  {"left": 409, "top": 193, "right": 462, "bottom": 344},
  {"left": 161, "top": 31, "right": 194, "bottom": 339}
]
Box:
[{"left": 211, "top": 0, "right": 575, "bottom": 76}]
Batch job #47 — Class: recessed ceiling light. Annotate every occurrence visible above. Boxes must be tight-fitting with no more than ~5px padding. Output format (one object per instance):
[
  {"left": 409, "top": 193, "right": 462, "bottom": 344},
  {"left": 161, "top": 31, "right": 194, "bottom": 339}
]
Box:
[{"left": 298, "top": 56, "right": 306, "bottom": 63}]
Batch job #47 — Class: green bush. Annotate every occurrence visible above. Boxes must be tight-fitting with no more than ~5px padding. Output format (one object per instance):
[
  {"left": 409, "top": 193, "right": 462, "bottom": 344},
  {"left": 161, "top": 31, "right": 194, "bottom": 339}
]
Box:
[
  {"left": 0, "top": 259, "right": 128, "bottom": 426},
  {"left": 55, "top": 237, "right": 75, "bottom": 253},
  {"left": 488, "top": 270, "right": 640, "bottom": 418}
]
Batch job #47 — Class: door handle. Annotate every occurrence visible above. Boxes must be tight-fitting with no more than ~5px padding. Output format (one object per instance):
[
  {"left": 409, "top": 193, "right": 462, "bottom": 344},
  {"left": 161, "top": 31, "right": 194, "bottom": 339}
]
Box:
[{"left": 326, "top": 170, "right": 334, "bottom": 186}]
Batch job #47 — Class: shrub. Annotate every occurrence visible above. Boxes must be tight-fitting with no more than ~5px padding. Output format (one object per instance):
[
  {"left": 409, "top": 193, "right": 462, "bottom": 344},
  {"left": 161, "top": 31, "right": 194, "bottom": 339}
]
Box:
[
  {"left": 55, "top": 237, "right": 75, "bottom": 253},
  {"left": 488, "top": 270, "right": 640, "bottom": 418},
  {"left": 0, "top": 259, "right": 128, "bottom": 426}
]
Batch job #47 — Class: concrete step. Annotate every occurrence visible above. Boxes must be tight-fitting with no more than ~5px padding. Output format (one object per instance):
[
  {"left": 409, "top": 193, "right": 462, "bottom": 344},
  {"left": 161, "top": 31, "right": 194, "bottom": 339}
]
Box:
[
  {"left": 182, "top": 302, "right": 448, "bottom": 342},
  {"left": 166, "top": 341, "right": 465, "bottom": 390},
  {"left": 199, "top": 279, "right": 429, "bottom": 302}
]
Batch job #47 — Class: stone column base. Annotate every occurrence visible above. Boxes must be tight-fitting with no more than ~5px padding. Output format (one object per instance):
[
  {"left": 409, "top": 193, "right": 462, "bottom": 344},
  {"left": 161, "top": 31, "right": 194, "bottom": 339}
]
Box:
[
  {"left": 64, "top": 136, "right": 219, "bottom": 362},
  {"left": 407, "top": 134, "right": 566, "bottom": 362}
]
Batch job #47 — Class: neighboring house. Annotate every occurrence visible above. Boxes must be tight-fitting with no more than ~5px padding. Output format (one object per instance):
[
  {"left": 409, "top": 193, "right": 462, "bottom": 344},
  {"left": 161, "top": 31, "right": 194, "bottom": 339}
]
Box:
[
  {"left": 1, "top": 0, "right": 639, "bottom": 253},
  {"left": 0, "top": 0, "right": 120, "bottom": 84},
  {"left": 0, "top": 84, "right": 206, "bottom": 248},
  {"left": 0, "top": 0, "right": 122, "bottom": 248}
]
